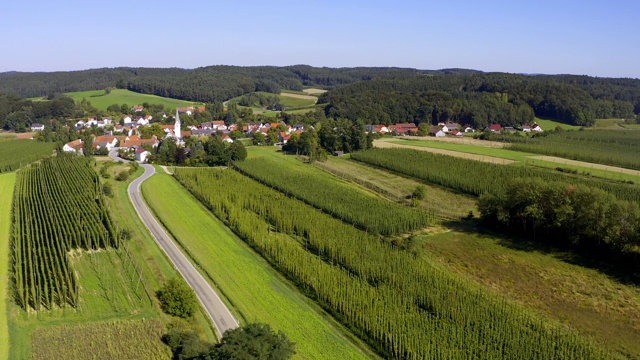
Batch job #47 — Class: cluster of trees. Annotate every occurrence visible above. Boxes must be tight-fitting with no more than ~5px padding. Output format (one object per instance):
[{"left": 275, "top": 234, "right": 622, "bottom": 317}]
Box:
[
  {"left": 164, "top": 323, "right": 295, "bottom": 360},
  {"left": 237, "top": 92, "right": 282, "bottom": 111},
  {"left": 0, "top": 93, "right": 76, "bottom": 131},
  {"left": 282, "top": 120, "right": 373, "bottom": 161},
  {"left": 479, "top": 177, "right": 640, "bottom": 253},
  {"left": 154, "top": 137, "right": 247, "bottom": 166},
  {"left": 320, "top": 73, "right": 640, "bottom": 127}
]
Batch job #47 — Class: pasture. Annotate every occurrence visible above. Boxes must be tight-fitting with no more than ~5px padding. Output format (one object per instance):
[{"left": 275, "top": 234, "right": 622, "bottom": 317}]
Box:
[
  {"left": 534, "top": 117, "right": 583, "bottom": 130},
  {"left": 63, "top": 89, "right": 199, "bottom": 111},
  {"left": 0, "top": 172, "right": 16, "bottom": 360},
  {"left": 142, "top": 173, "right": 373, "bottom": 359}
]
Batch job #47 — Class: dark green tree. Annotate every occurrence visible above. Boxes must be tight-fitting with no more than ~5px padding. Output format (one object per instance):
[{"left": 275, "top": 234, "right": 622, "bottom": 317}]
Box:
[
  {"left": 156, "top": 278, "right": 198, "bottom": 318},
  {"left": 200, "top": 323, "right": 295, "bottom": 360}
]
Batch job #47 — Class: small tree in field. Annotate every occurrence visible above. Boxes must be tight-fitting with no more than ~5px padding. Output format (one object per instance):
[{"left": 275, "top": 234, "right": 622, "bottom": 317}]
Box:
[
  {"left": 157, "top": 278, "right": 198, "bottom": 318},
  {"left": 201, "top": 323, "right": 296, "bottom": 360}
]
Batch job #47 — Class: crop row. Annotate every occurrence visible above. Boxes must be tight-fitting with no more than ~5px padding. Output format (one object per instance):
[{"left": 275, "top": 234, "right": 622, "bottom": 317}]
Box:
[
  {"left": 12, "top": 157, "right": 119, "bottom": 310},
  {"left": 174, "top": 167, "right": 610, "bottom": 359},
  {"left": 234, "top": 157, "right": 435, "bottom": 235},
  {"left": 0, "top": 139, "right": 57, "bottom": 173},
  {"left": 351, "top": 148, "right": 640, "bottom": 202}
]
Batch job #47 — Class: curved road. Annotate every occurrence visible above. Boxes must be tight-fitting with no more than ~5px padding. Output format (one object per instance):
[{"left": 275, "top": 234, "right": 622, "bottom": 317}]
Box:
[{"left": 111, "top": 149, "right": 239, "bottom": 338}]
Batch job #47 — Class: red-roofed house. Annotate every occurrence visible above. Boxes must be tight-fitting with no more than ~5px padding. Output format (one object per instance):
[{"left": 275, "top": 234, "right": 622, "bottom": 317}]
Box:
[{"left": 63, "top": 139, "right": 84, "bottom": 153}]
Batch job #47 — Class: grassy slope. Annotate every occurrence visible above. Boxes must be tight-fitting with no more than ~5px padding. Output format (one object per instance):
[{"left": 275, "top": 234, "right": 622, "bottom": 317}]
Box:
[
  {"left": 534, "top": 117, "right": 583, "bottom": 130},
  {"left": 420, "top": 228, "right": 640, "bottom": 358},
  {"left": 142, "top": 173, "right": 374, "bottom": 360},
  {"left": 64, "top": 89, "right": 199, "bottom": 111},
  {"left": 0, "top": 172, "right": 16, "bottom": 360}
]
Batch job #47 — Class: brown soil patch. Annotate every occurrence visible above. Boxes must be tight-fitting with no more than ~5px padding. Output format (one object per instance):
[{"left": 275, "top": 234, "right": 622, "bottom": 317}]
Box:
[
  {"left": 530, "top": 156, "right": 640, "bottom": 177},
  {"left": 279, "top": 92, "right": 317, "bottom": 101},
  {"left": 374, "top": 138, "right": 515, "bottom": 165},
  {"left": 405, "top": 135, "right": 506, "bottom": 148}
]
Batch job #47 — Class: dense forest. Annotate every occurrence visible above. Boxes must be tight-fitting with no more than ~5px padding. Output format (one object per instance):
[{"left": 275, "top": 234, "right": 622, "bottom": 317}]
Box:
[
  {"left": 1, "top": 66, "right": 639, "bottom": 129},
  {"left": 320, "top": 73, "right": 640, "bottom": 128}
]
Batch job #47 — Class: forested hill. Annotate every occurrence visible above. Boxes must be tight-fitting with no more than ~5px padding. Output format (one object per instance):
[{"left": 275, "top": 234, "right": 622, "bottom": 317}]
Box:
[
  {"left": 319, "top": 73, "right": 640, "bottom": 127},
  {"left": 0, "top": 65, "right": 475, "bottom": 102}
]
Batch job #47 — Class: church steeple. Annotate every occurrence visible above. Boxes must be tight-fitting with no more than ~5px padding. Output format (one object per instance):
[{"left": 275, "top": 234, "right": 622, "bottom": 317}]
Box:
[{"left": 175, "top": 108, "right": 182, "bottom": 143}]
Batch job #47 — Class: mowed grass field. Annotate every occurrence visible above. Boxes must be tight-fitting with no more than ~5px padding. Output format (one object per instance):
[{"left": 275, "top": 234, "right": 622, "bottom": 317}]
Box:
[
  {"left": 63, "top": 89, "right": 199, "bottom": 111},
  {"left": 142, "top": 173, "right": 374, "bottom": 360},
  {"left": 420, "top": 229, "right": 640, "bottom": 358},
  {"left": 534, "top": 117, "right": 583, "bottom": 130},
  {"left": 0, "top": 172, "right": 16, "bottom": 360}
]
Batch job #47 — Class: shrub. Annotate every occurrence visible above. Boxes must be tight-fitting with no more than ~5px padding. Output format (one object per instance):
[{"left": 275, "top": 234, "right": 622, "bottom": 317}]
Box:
[
  {"left": 115, "top": 170, "right": 130, "bottom": 181},
  {"left": 156, "top": 278, "right": 198, "bottom": 318}
]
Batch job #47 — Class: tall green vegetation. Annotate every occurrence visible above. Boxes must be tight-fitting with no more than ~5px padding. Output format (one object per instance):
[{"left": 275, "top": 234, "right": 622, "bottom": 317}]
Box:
[
  {"left": 0, "top": 139, "right": 57, "bottom": 173},
  {"left": 508, "top": 130, "right": 640, "bottom": 170},
  {"left": 174, "top": 167, "right": 611, "bottom": 359},
  {"left": 233, "top": 157, "right": 435, "bottom": 235},
  {"left": 351, "top": 148, "right": 640, "bottom": 202},
  {"left": 12, "top": 157, "right": 119, "bottom": 310},
  {"left": 479, "top": 177, "right": 640, "bottom": 252}
]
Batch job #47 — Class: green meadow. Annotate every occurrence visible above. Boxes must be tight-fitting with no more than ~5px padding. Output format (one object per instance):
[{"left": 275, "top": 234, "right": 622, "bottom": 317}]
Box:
[
  {"left": 63, "top": 89, "right": 199, "bottom": 111},
  {"left": 142, "top": 172, "right": 374, "bottom": 360}
]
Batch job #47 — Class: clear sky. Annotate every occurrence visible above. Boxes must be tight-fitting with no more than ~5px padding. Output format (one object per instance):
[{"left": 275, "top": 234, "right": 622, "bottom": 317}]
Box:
[{"left": 1, "top": 0, "right": 638, "bottom": 78}]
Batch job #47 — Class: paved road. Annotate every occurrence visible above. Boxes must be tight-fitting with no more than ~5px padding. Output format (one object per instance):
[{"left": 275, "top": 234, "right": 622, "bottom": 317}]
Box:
[{"left": 125, "top": 160, "right": 239, "bottom": 338}]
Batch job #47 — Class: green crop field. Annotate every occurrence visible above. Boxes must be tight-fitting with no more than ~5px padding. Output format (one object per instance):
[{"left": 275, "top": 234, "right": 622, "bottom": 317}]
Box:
[
  {"left": 62, "top": 89, "right": 199, "bottom": 111},
  {"left": 142, "top": 173, "right": 373, "bottom": 360},
  {"left": 31, "top": 319, "right": 171, "bottom": 360},
  {"left": 0, "top": 172, "right": 16, "bottom": 360},
  {"left": 392, "top": 139, "right": 537, "bottom": 162},
  {"left": 420, "top": 228, "right": 640, "bottom": 358},
  {"left": 0, "top": 139, "right": 57, "bottom": 173}
]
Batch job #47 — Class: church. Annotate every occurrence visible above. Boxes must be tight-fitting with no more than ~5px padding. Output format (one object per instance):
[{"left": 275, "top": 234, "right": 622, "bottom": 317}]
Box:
[{"left": 161, "top": 108, "right": 184, "bottom": 145}]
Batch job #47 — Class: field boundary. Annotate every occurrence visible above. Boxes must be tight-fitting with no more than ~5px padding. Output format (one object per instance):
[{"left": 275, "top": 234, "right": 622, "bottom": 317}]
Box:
[{"left": 0, "top": 173, "right": 16, "bottom": 360}]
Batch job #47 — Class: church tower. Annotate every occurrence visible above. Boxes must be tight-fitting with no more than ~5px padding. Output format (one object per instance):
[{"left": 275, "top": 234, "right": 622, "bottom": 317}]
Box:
[{"left": 174, "top": 108, "right": 182, "bottom": 144}]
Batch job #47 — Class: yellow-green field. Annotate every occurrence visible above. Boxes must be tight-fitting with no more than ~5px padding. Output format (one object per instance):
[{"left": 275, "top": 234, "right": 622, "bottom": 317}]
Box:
[
  {"left": 0, "top": 172, "right": 16, "bottom": 360},
  {"left": 534, "top": 117, "right": 583, "bottom": 130},
  {"left": 142, "top": 173, "right": 374, "bottom": 360},
  {"left": 56, "top": 89, "right": 199, "bottom": 111}
]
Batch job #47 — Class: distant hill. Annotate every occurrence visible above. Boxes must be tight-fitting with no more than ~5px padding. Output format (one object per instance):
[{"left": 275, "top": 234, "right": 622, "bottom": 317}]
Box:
[{"left": 0, "top": 65, "right": 477, "bottom": 102}]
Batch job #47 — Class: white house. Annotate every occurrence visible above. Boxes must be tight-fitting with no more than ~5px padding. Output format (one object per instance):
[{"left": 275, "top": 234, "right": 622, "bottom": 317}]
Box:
[
  {"left": 136, "top": 117, "right": 150, "bottom": 126},
  {"left": 135, "top": 148, "right": 150, "bottom": 163},
  {"left": 63, "top": 139, "right": 84, "bottom": 153},
  {"left": 532, "top": 124, "right": 543, "bottom": 132},
  {"left": 440, "top": 125, "right": 450, "bottom": 133},
  {"left": 463, "top": 125, "right": 474, "bottom": 133},
  {"left": 123, "top": 115, "right": 133, "bottom": 124},
  {"left": 86, "top": 117, "right": 98, "bottom": 127},
  {"left": 221, "top": 134, "right": 234, "bottom": 143},
  {"left": 522, "top": 125, "right": 532, "bottom": 132},
  {"left": 30, "top": 123, "right": 45, "bottom": 131}
]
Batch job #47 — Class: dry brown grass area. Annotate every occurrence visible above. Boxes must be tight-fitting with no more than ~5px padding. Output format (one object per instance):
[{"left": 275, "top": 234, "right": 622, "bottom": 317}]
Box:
[
  {"left": 373, "top": 138, "right": 515, "bottom": 164},
  {"left": 302, "top": 88, "right": 327, "bottom": 95}
]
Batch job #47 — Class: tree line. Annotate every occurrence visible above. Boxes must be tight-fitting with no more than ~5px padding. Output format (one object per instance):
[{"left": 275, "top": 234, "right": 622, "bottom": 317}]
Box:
[{"left": 319, "top": 73, "right": 640, "bottom": 127}]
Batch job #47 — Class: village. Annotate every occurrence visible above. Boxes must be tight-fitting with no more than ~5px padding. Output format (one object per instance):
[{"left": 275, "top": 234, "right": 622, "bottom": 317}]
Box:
[{"left": 25, "top": 104, "right": 544, "bottom": 163}]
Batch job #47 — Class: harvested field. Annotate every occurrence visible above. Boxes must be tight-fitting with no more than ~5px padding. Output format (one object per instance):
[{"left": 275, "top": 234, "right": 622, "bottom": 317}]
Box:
[
  {"left": 398, "top": 136, "right": 506, "bottom": 148},
  {"left": 279, "top": 92, "right": 318, "bottom": 101},
  {"left": 373, "top": 138, "right": 515, "bottom": 165},
  {"left": 303, "top": 88, "right": 327, "bottom": 95}
]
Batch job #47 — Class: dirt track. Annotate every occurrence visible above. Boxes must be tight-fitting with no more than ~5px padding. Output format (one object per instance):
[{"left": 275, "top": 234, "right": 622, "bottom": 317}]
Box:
[
  {"left": 302, "top": 88, "right": 327, "bottom": 95},
  {"left": 529, "top": 156, "right": 640, "bottom": 176},
  {"left": 373, "top": 138, "right": 515, "bottom": 165}
]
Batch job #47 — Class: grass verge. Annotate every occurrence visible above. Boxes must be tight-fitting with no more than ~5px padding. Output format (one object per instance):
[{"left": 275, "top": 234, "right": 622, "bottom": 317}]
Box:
[
  {"left": 0, "top": 172, "right": 16, "bottom": 360},
  {"left": 142, "top": 172, "right": 376, "bottom": 360}
]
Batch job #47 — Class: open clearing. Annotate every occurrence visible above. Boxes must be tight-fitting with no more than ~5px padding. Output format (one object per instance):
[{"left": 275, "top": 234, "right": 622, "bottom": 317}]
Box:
[
  {"left": 0, "top": 172, "right": 16, "bottom": 360},
  {"left": 63, "top": 89, "right": 199, "bottom": 111},
  {"left": 374, "top": 138, "right": 516, "bottom": 164},
  {"left": 303, "top": 88, "right": 327, "bottom": 95},
  {"left": 142, "top": 173, "right": 373, "bottom": 360},
  {"left": 420, "top": 228, "right": 640, "bottom": 358},
  {"left": 279, "top": 92, "right": 318, "bottom": 101},
  {"left": 530, "top": 155, "right": 640, "bottom": 177}
]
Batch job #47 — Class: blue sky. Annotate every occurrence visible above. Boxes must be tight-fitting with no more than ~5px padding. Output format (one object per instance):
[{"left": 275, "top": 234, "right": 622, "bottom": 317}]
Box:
[{"left": 1, "top": 0, "right": 638, "bottom": 77}]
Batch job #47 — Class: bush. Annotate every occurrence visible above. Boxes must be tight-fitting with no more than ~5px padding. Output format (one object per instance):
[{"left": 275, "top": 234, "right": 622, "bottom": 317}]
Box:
[
  {"left": 412, "top": 185, "right": 426, "bottom": 200},
  {"left": 156, "top": 278, "right": 198, "bottom": 318},
  {"left": 102, "top": 183, "right": 113, "bottom": 197},
  {"left": 115, "top": 170, "right": 130, "bottom": 181}
]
